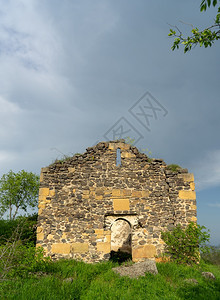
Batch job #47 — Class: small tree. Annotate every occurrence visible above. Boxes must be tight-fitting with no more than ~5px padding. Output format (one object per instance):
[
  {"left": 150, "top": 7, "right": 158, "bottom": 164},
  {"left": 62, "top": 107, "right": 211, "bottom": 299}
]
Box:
[
  {"left": 161, "top": 222, "right": 210, "bottom": 265},
  {"left": 0, "top": 170, "right": 40, "bottom": 220}
]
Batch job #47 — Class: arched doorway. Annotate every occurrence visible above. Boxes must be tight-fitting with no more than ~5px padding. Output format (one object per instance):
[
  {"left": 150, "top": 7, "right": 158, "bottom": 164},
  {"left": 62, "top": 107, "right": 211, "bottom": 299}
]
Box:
[{"left": 111, "top": 218, "right": 132, "bottom": 255}]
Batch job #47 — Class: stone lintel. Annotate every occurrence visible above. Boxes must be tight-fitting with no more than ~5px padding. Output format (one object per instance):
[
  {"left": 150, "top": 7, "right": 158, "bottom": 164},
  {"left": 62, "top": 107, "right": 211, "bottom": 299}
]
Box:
[{"left": 109, "top": 142, "right": 130, "bottom": 151}]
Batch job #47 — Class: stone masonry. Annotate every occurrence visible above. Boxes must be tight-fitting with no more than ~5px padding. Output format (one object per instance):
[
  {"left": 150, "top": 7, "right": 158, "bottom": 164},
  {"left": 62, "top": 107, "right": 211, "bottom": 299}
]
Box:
[{"left": 36, "top": 140, "right": 197, "bottom": 263}]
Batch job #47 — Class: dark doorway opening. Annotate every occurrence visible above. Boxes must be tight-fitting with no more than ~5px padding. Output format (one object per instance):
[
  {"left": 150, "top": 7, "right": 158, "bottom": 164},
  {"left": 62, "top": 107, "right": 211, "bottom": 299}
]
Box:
[{"left": 109, "top": 218, "right": 132, "bottom": 263}]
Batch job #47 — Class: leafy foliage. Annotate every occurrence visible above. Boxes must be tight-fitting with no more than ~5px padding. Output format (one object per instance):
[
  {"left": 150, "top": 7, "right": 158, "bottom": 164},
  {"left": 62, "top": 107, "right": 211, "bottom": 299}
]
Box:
[
  {"left": 161, "top": 222, "right": 210, "bottom": 265},
  {"left": 169, "top": 0, "right": 220, "bottom": 52},
  {"left": 0, "top": 170, "right": 39, "bottom": 220}
]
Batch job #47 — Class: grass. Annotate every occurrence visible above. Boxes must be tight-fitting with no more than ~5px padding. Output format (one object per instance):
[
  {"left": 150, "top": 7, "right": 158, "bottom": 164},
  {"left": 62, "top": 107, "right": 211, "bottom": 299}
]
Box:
[{"left": 0, "top": 259, "right": 219, "bottom": 300}]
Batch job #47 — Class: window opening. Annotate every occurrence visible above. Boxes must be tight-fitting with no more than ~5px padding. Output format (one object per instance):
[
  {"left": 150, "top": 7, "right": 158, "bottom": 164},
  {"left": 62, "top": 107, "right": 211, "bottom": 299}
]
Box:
[{"left": 116, "top": 148, "right": 121, "bottom": 166}]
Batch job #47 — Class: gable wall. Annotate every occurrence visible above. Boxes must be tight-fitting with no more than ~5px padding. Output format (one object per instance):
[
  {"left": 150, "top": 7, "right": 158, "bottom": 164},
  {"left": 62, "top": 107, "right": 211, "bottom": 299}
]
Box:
[{"left": 37, "top": 141, "right": 197, "bottom": 262}]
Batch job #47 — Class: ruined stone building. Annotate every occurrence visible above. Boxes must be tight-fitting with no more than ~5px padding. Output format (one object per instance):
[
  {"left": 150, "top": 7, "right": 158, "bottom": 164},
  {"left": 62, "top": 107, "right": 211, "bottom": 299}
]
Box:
[{"left": 37, "top": 140, "right": 197, "bottom": 262}]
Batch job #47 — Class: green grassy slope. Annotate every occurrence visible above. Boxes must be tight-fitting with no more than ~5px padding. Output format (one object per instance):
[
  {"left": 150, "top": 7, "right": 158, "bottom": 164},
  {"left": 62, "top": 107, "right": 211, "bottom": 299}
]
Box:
[{"left": 0, "top": 260, "right": 219, "bottom": 300}]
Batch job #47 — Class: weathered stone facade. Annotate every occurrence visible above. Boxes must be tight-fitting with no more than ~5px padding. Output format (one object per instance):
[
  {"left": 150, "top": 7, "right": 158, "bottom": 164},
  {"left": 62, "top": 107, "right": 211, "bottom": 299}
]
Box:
[{"left": 37, "top": 140, "right": 197, "bottom": 263}]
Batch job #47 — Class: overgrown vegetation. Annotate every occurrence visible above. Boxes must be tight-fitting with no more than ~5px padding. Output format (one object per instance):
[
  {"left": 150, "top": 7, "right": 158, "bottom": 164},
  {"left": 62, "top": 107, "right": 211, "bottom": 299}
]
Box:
[
  {"left": 161, "top": 222, "right": 211, "bottom": 265},
  {"left": 167, "top": 164, "right": 182, "bottom": 172}
]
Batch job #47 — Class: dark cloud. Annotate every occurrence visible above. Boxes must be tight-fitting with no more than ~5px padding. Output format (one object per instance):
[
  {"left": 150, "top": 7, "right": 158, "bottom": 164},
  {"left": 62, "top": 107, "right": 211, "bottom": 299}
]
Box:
[{"left": 0, "top": 0, "right": 219, "bottom": 243}]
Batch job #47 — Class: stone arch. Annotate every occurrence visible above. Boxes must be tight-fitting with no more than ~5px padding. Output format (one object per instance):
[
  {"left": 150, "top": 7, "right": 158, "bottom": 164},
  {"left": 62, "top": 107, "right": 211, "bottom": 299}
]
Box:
[{"left": 110, "top": 218, "right": 132, "bottom": 254}]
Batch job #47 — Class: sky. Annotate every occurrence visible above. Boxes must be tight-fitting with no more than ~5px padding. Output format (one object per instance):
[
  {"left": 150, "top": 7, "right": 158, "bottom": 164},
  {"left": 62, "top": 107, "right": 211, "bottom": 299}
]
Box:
[{"left": 0, "top": 0, "right": 219, "bottom": 245}]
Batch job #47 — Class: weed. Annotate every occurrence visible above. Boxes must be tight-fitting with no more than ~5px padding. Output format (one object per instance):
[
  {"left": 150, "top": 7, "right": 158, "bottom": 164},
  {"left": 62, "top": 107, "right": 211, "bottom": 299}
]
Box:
[{"left": 167, "top": 164, "right": 182, "bottom": 172}]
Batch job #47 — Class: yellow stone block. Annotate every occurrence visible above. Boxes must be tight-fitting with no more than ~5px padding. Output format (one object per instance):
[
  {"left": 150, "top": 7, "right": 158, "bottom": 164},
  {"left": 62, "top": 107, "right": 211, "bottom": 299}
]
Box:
[
  {"left": 47, "top": 234, "right": 54, "bottom": 240},
  {"left": 121, "top": 152, "right": 135, "bottom": 158},
  {"left": 82, "top": 194, "right": 89, "bottom": 199},
  {"left": 190, "top": 205, "right": 197, "bottom": 210},
  {"left": 132, "top": 190, "right": 142, "bottom": 197},
  {"left": 38, "top": 195, "right": 46, "bottom": 202},
  {"left": 191, "top": 216, "right": 197, "bottom": 222},
  {"left": 105, "top": 230, "right": 111, "bottom": 235},
  {"left": 95, "top": 195, "right": 103, "bottom": 200},
  {"left": 51, "top": 243, "right": 71, "bottom": 254},
  {"left": 68, "top": 167, "right": 75, "bottom": 173},
  {"left": 37, "top": 232, "right": 44, "bottom": 240},
  {"left": 132, "top": 245, "right": 156, "bottom": 261},
  {"left": 83, "top": 190, "right": 90, "bottom": 195},
  {"left": 49, "top": 189, "right": 55, "bottom": 197},
  {"left": 71, "top": 243, "right": 89, "bottom": 253},
  {"left": 109, "top": 143, "right": 116, "bottom": 150},
  {"left": 36, "top": 226, "right": 43, "bottom": 233},
  {"left": 122, "top": 189, "right": 131, "bottom": 197},
  {"left": 40, "top": 172, "right": 44, "bottom": 182},
  {"left": 104, "top": 189, "right": 111, "bottom": 195},
  {"left": 142, "top": 190, "right": 150, "bottom": 197},
  {"left": 179, "top": 190, "right": 196, "bottom": 200},
  {"left": 39, "top": 188, "right": 49, "bottom": 196},
  {"left": 62, "top": 233, "right": 67, "bottom": 239},
  {"left": 178, "top": 173, "right": 194, "bottom": 182},
  {"left": 97, "top": 242, "right": 111, "bottom": 253},
  {"left": 38, "top": 204, "right": 45, "bottom": 209},
  {"left": 112, "top": 189, "right": 121, "bottom": 197},
  {"left": 73, "top": 189, "right": 76, "bottom": 193},
  {"left": 113, "top": 199, "right": 130, "bottom": 211},
  {"left": 104, "top": 234, "right": 111, "bottom": 243},
  {"left": 38, "top": 208, "right": 44, "bottom": 214},
  {"left": 95, "top": 229, "right": 104, "bottom": 235},
  {"left": 119, "top": 143, "right": 130, "bottom": 150},
  {"left": 190, "top": 182, "right": 195, "bottom": 191}
]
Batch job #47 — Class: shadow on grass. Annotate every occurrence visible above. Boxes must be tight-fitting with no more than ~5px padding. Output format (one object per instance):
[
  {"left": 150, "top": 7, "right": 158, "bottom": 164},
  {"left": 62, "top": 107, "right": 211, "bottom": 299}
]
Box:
[{"left": 109, "top": 250, "right": 132, "bottom": 264}]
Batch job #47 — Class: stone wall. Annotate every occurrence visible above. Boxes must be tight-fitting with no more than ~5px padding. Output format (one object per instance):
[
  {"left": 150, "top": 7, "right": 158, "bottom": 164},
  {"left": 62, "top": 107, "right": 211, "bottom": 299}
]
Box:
[{"left": 37, "top": 140, "right": 197, "bottom": 263}]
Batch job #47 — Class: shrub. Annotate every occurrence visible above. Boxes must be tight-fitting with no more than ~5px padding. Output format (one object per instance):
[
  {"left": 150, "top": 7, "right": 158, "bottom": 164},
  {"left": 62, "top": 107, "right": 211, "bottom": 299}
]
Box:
[
  {"left": 161, "top": 222, "right": 210, "bottom": 265},
  {"left": 0, "top": 215, "right": 51, "bottom": 280},
  {"left": 0, "top": 241, "right": 52, "bottom": 279},
  {"left": 0, "top": 214, "right": 37, "bottom": 246}
]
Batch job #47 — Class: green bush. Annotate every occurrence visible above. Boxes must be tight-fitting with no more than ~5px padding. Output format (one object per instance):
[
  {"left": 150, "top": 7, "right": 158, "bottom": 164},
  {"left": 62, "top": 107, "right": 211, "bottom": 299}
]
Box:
[
  {"left": 0, "top": 242, "right": 52, "bottom": 279},
  {"left": 161, "top": 222, "right": 210, "bottom": 265},
  {"left": 0, "top": 214, "right": 37, "bottom": 245}
]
